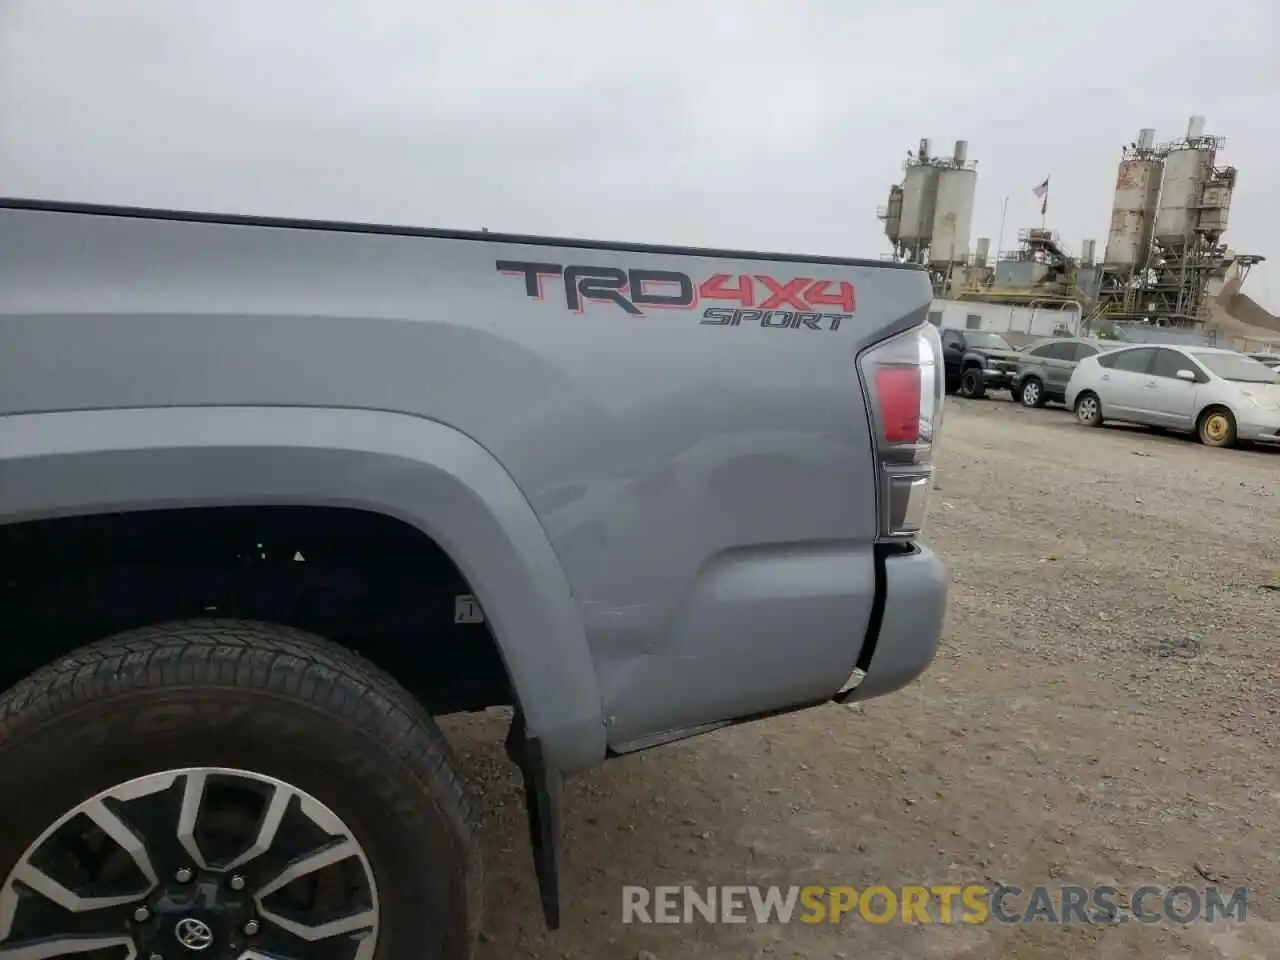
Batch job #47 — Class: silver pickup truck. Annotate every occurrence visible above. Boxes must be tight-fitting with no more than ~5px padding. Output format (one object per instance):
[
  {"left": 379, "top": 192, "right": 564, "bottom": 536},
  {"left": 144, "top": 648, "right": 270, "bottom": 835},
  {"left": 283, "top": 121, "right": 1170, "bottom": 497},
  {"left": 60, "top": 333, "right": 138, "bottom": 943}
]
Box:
[{"left": 0, "top": 198, "right": 948, "bottom": 960}]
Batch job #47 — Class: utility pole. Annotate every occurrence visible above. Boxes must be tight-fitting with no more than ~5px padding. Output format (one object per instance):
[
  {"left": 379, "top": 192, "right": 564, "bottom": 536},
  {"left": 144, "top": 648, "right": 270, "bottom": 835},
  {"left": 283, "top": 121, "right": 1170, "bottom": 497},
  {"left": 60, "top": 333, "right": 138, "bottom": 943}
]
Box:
[{"left": 997, "top": 196, "right": 1009, "bottom": 265}]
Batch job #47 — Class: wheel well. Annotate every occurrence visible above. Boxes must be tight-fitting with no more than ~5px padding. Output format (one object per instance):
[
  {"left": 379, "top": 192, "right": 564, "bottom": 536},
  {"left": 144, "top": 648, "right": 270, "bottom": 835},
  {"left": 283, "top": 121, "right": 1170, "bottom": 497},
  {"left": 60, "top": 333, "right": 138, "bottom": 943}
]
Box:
[
  {"left": 0, "top": 506, "right": 513, "bottom": 713},
  {"left": 1196, "top": 403, "right": 1235, "bottom": 427}
]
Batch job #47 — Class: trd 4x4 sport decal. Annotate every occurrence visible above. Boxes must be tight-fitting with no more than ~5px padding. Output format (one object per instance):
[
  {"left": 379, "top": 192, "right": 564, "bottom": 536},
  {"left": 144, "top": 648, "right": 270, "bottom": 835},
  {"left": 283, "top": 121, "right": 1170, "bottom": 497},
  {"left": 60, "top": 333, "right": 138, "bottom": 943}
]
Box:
[{"left": 496, "top": 260, "right": 854, "bottom": 331}]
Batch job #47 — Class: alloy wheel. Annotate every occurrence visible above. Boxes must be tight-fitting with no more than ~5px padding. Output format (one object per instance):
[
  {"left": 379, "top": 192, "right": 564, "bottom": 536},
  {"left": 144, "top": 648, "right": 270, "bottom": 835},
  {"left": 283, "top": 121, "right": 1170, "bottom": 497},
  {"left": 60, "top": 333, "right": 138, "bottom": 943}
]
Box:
[{"left": 0, "top": 768, "right": 379, "bottom": 960}]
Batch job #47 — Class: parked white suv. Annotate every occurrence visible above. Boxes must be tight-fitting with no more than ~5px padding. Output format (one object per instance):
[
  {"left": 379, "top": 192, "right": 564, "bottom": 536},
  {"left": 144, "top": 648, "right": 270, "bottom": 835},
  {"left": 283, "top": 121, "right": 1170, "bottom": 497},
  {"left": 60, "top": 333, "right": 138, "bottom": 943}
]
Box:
[{"left": 1065, "top": 344, "right": 1280, "bottom": 448}]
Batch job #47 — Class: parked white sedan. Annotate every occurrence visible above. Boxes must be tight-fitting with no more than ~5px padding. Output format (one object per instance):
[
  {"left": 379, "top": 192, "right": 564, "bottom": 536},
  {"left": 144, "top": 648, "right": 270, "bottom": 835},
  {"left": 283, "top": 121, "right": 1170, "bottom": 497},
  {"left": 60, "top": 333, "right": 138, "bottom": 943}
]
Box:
[{"left": 1064, "top": 344, "right": 1280, "bottom": 448}]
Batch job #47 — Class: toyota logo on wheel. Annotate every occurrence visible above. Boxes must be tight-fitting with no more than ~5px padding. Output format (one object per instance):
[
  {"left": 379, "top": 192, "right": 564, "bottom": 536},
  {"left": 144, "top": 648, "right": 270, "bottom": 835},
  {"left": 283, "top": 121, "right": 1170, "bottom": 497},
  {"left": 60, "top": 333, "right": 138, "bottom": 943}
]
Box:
[{"left": 174, "top": 917, "right": 214, "bottom": 952}]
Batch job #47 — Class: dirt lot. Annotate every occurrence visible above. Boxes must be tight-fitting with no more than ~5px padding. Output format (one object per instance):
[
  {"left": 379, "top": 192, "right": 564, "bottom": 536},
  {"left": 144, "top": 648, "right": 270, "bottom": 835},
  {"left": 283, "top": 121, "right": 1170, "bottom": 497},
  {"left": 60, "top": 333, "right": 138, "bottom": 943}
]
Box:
[{"left": 443, "top": 399, "right": 1280, "bottom": 960}]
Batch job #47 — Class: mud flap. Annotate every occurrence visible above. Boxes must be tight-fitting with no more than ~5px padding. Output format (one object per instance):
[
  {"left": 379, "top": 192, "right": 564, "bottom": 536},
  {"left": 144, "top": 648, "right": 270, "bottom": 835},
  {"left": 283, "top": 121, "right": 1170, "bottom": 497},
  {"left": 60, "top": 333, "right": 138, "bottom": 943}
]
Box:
[{"left": 505, "top": 713, "right": 563, "bottom": 930}]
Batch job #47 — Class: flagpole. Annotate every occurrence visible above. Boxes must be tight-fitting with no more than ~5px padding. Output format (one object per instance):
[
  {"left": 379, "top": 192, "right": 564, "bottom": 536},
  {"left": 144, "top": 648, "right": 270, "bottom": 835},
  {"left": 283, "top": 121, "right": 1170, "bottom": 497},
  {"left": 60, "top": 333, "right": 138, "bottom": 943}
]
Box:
[
  {"left": 997, "top": 196, "right": 1009, "bottom": 265},
  {"left": 1041, "top": 176, "right": 1049, "bottom": 230}
]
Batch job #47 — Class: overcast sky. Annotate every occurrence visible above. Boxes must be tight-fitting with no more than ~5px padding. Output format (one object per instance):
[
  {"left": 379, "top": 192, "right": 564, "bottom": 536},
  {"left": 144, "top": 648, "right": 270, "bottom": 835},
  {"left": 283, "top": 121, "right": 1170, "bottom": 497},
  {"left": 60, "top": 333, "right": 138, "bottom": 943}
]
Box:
[{"left": 2, "top": 0, "right": 1277, "bottom": 309}]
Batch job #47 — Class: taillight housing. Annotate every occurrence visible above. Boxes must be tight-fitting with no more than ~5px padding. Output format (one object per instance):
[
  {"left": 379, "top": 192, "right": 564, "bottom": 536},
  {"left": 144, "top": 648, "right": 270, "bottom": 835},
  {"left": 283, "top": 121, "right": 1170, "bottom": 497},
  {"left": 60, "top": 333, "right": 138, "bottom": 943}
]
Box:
[{"left": 858, "top": 320, "right": 944, "bottom": 541}]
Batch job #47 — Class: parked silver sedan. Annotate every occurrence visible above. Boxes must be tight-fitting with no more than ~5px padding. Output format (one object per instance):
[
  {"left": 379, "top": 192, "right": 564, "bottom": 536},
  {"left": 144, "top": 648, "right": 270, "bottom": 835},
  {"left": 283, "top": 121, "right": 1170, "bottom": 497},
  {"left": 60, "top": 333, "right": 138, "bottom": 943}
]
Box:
[{"left": 1064, "top": 344, "right": 1280, "bottom": 448}]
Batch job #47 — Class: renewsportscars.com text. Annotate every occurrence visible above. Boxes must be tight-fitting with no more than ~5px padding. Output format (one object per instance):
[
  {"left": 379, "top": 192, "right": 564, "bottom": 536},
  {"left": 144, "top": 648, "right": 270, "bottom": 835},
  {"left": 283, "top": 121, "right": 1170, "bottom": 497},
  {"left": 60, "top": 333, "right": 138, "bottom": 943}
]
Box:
[{"left": 621, "top": 884, "right": 1248, "bottom": 925}]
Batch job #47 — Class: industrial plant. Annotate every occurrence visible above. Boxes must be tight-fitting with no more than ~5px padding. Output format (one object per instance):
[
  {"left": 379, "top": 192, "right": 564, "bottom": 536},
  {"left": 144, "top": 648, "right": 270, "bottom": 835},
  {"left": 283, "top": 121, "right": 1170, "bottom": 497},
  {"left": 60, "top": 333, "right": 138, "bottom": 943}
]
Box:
[{"left": 877, "top": 117, "right": 1277, "bottom": 350}]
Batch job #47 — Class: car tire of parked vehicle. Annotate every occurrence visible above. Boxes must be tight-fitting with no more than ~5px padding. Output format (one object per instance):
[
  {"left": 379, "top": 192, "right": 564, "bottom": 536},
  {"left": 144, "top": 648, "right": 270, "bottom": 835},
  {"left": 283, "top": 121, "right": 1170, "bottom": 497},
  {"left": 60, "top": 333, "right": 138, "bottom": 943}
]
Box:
[
  {"left": 0, "top": 619, "right": 484, "bottom": 960},
  {"left": 958, "top": 367, "right": 986, "bottom": 399},
  {"left": 1196, "top": 406, "right": 1238, "bottom": 448},
  {"left": 1019, "top": 377, "right": 1046, "bottom": 408},
  {"left": 1074, "top": 391, "right": 1103, "bottom": 427}
]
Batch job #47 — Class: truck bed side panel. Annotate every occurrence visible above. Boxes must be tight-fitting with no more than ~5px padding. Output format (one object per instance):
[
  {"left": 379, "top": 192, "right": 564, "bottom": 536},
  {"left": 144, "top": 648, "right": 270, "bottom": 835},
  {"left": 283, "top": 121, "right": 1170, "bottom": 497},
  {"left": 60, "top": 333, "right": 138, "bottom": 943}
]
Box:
[{"left": 0, "top": 204, "right": 932, "bottom": 745}]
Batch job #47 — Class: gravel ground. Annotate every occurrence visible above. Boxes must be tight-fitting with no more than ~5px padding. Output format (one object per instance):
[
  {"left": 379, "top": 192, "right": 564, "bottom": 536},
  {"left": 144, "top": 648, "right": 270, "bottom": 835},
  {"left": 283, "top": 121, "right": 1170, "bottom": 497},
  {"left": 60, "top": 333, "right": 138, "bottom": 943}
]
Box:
[{"left": 443, "top": 398, "right": 1280, "bottom": 960}]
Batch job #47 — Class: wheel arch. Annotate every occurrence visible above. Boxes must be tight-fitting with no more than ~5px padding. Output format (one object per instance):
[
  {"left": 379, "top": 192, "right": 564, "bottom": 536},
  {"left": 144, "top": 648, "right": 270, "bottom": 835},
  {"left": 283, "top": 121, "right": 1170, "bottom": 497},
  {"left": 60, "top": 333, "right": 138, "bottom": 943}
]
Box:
[
  {"left": 0, "top": 405, "right": 607, "bottom": 772},
  {"left": 1196, "top": 401, "right": 1238, "bottom": 426}
]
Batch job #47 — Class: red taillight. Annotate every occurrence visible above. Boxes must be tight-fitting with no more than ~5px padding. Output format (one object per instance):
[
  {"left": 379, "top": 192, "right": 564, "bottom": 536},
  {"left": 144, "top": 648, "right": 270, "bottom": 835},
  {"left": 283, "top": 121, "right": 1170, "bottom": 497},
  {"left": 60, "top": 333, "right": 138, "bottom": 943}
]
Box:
[
  {"left": 858, "top": 321, "right": 944, "bottom": 541},
  {"left": 874, "top": 366, "right": 921, "bottom": 444}
]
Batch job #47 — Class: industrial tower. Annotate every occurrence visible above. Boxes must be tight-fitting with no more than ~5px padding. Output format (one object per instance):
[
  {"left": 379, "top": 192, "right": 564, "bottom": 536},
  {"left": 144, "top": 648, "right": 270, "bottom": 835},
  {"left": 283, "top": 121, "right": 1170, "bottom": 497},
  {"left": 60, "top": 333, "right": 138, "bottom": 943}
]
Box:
[
  {"left": 878, "top": 139, "right": 977, "bottom": 295},
  {"left": 1096, "top": 116, "right": 1264, "bottom": 326}
]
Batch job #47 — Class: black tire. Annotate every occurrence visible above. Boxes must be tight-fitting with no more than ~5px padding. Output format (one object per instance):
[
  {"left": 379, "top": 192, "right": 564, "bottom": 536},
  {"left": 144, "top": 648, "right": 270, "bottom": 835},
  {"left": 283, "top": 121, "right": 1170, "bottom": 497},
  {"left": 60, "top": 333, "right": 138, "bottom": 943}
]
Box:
[
  {"left": 0, "top": 619, "right": 483, "bottom": 960},
  {"left": 1074, "top": 391, "right": 1103, "bottom": 427},
  {"left": 1197, "top": 406, "right": 1237, "bottom": 448},
  {"left": 958, "top": 367, "right": 986, "bottom": 399},
  {"left": 1018, "top": 377, "right": 1046, "bottom": 408}
]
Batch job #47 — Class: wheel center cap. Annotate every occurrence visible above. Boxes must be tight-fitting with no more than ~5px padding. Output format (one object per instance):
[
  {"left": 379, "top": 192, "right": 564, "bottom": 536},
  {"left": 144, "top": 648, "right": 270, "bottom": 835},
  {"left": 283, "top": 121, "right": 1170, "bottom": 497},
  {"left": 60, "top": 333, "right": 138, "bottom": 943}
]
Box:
[{"left": 174, "top": 916, "right": 215, "bottom": 952}]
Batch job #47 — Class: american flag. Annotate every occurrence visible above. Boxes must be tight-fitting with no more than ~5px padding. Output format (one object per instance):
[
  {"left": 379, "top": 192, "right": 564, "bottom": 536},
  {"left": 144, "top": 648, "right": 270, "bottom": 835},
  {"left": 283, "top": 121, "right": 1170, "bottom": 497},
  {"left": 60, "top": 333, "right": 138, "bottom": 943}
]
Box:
[{"left": 1032, "top": 178, "right": 1050, "bottom": 215}]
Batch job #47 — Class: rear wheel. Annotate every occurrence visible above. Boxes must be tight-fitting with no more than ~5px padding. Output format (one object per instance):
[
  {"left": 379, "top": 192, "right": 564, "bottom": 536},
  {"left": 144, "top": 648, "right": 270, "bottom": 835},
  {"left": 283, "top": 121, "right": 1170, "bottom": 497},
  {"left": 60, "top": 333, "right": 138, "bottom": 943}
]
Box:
[
  {"left": 1197, "top": 407, "right": 1237, "bottom": 448},
  {"left": 1074, "top": 391, "right": 1103, "bottom": 427},
  {"left": 1019, "top": 377, "right": 1045, "bottom": 408},
  {"left": 958, "top": 367, "right": 986, "bottom": 399},
  {"left": 0, "top": 620, "right": 484, "bottom": 960}
]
